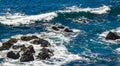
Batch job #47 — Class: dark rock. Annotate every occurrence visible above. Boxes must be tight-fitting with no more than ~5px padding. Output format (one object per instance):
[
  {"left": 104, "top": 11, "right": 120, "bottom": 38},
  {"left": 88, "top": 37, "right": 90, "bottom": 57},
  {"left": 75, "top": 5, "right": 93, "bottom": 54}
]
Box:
[
  {"left": 12, "top": 45, "right": 25, "bottom": 49},
  {"left": 64, "top": 28, "right": 73, "bottom": 32},
  {"left": 52, "top": 26, "right": 59, "bottom": 31},
  {"left": 0, "top": 38, "right": 17, "bottom": 50},
  {"left": 20, "top": 49, "right": 34, "bottom": 62},
  {"left": 21, "top": 35, "right": 38, "bottom": 41},
  {"left": 21, "top": 46, "right": 28, "bottom": 52},
  {"left": 28, "top": 45, "right": 35, "bottom": 53},
  {"left": 7, "top": 51, "right": 20, "bottom": 59},
  {"left": 7, "top": 38, "right": 18, "bottom": 44},
  {"left": 31, "top": 39, "right": 41, "bottom": 45},
  {"left": 57, "top": 25, "right": 65, "bottom": 29},
  {"left": 105, "top": 31, "right": 120, "bottom": 40},
  {"left": 37, "top": 48, "right": 53, "bottom": 60},
  {"left": 31, "top": 39, "right": 50, "bottom": 47}
]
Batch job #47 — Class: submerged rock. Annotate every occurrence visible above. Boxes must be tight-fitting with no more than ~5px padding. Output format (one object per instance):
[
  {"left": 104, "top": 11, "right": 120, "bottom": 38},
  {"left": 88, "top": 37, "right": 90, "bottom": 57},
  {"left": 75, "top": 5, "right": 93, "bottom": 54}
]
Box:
[
  {"left": 21, "top": 35, "right": 38, "bottom": 41},
  {"left": 37, "top": 48, "right": 53, "bottom": 60},
  {"left": 64, "top": 28, "right": 73, "bottom": 32},
  {"left": 7, "top": 51, "right": 20, "bottom": 59},
  {"left": 52, "top": 26, "right": 59, "bottom": 31},
  {"left": 105, "top": 31, "right": 120, "bottom": 40},
  {"left": 0, "top": 38, "right": 17, "bottom": 51},
  {"left": 31, "top": 39, "right": 50, "bottom": 47},
  {"left": 20, "top": 49, "right": 34, "bottom": 62}
]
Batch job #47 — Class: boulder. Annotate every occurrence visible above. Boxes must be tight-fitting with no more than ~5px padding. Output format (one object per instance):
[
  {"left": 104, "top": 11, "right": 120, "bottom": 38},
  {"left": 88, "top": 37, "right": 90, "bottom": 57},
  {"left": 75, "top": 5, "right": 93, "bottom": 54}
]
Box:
[
  {"left": 0, "top": 38, "right": 17, "bottom": 50},
  {"left": 7, "top": 38, "right": 18, "bottom": 44},
  {"left": 28, "top": 45, "right": 35, "bottom": 53},
  {"left": 20, "top": 46, "right": 28, "bottom": 52},
  {"left": 7, "top": 51, "right": 20, "bottom": 59},
  {"left": 57, "top": 25, "right": 65, "bottom": 29},
  {"left": 31, "top": 39, "right": 50, "bottom": 47},
  {"left": 105, "top": 31, "right": 120, "bottom": 40},
  {"left": 37, "top": 48, "right": 53, "bottom": 60},
  {"left": 12, "top": 45, "right": 25, "bottom": 49},
  {"left": 64, "top": 28, "right": 73, "bottom": 32},
  {"left": 21, "top": 35, "right": 38, "bottom": 41},
  {"left": 20, "top": 49, "right": 34, "bottom": 62},
  {"left": 52, "top": 26, "right": 59, "bottom": 31}
]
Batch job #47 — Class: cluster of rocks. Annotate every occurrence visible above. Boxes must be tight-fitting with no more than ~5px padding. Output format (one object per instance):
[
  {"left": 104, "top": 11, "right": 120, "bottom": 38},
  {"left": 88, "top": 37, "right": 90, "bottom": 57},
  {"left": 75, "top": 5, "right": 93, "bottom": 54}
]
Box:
[
  {"left": 51, "top": 25, "right": 73, "bottom": 32},
  {"left": 0, "top": 35, "right": 54, "bottom": 62},
  {"left": 105, "top": 31, "right": 120, "bottom": 40}
]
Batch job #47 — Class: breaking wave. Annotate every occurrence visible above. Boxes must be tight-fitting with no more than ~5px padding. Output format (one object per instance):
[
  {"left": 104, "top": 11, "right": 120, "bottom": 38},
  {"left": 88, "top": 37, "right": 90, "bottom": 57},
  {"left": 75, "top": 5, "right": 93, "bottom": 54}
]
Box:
[{"left": 0, "top": 5, "right": 110, "bottom": 26}]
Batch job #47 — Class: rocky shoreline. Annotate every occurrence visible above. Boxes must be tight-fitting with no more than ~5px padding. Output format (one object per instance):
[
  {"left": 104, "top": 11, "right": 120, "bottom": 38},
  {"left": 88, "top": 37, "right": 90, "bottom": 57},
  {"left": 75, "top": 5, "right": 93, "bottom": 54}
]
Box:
[{"left": 0, "top": 25, "right": 80, "bottom": 63}]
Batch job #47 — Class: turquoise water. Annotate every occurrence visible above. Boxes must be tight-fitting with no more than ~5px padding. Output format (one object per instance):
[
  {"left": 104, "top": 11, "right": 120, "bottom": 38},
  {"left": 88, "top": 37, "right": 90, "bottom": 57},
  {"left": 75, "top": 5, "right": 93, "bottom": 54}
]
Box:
[{"left": 0, "top": 0, "right": 120, "bottom": 66}]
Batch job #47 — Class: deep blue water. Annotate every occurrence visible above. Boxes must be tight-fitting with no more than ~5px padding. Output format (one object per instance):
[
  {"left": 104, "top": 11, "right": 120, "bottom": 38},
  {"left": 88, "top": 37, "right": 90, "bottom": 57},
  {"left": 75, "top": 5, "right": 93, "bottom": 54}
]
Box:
[{"left": 0, "top": 0, "right": 120, "bottom": 66}]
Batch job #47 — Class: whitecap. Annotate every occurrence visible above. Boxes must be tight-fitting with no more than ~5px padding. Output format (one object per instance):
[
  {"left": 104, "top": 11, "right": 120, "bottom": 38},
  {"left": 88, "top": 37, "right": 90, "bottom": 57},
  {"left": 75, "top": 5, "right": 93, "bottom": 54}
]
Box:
[
  {"left": 0, "top": 12, "right": 57, "bottom": 26},
  {"left": 58, "top": 5, "right": 110, "bottom": 14}
]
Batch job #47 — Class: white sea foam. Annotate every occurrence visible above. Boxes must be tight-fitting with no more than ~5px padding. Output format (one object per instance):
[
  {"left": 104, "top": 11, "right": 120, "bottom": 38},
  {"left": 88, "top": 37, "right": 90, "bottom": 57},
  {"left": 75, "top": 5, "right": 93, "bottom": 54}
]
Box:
[
  {"left": 0, "top": 12, "right": 57, "bottom": 26},
  {"left": 0, "top": 29, "right": 88, "bottom": 66},
  {"left": 58, "top": 5, "right": 110, "bottom": 14},
  {"left": 0, "top": 5, "right": 110, "bottom": 26}
]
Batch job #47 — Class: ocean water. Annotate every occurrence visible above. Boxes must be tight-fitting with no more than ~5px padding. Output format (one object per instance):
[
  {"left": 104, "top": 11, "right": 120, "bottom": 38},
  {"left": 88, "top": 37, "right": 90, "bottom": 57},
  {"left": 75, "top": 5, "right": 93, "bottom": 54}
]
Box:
[{"left": 0, "top": 0, "right": 120, "bottom": 66}]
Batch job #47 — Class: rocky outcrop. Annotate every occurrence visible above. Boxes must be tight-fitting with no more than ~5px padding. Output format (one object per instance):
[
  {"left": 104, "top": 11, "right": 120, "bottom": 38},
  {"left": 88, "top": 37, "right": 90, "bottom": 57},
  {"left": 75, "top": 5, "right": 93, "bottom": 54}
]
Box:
[
  {"left": 7, "top": 51, "right": 20, "bottom": 59},
  {"left": 37, "top": 48, "right": 53, "bottom": 60},
  {"left": 105, "top": 31, "right": 120, "bottom": 40},
  {"left": 12, "top": 45, "right": 25, "bottom": 49},
  {"left": 31, "top": 39, "right": 50, "bottom": 47},
  {"left": 0, "top": 38, "right": 17, "bottom": 50},
  {"left": 21, "top": 35, "right": 38, "bottom": 41},
  {"left": 20, "top": 49, "right": 34, "bottom": 62},
  {"left": 28, "top": 45, "right": 35, "bottom": 53},
  {"left": 52, "top": 26, "right": 59, "bottom": 31},
  {"left": 64, "top": 28, "right": 73, "bottom": 32},
  {"left": 0, "top": 35, "right": 54, "bottom": 62},
  {"left": 51, "top": 25, "right": 73, "bottom": 32}
]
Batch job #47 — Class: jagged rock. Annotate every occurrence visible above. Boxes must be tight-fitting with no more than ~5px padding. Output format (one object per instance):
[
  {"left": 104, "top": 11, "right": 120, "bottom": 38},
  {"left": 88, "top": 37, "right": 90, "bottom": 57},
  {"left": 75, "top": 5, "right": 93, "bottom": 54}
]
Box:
[
  {"left": 37, "top": 48, "right": 53, "bottom": 60},
  {"left": 31, "top": 39, "right": 50, "bottom": 47},
  {"left": 105, "top": 31, "right": 120, "bottom": 40},
  {"left": 21, "top": 46, "right": 28, "bottom": 52},
  {"left": 64, "top": 28, "right": 73, "bottom": 32},
  {"left": 28, "top": 45, "right": 35, "bottom": 53},
  {"left": 7, "top": 51, "right": 20, "bottom": 59},
  {"left": 12, "top": 45, "right": 25, "bottom": 49},
  {"left": 52, "top": 26, "right": 59, "bottom": 31},
  {"left": 21, "top": 45, "right": 35, "bottom": 53},
  {"left": 0, "top": 38, "right": 17, "bottom": 51},
  {"left": 20, "top": 49, "right": 34, "bottom": 62},
  {"left": 57, "top": 25, "right": 65, "bottom": 29},
  {"left": 21, "top": 35, "right": 38, "bottom": 41}
]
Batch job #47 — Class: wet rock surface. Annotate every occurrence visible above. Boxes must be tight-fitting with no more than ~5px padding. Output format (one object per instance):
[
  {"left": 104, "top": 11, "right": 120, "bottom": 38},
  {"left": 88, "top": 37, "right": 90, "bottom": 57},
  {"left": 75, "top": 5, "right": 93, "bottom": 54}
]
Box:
[
  {"left": 0, "top": 38, "right": 17, "bottom": 50},
  {"left": 64, "top": 28, "right": 73, "bottom": 32},
  {"left": 105, "top": 31, "right": 120, "bottom": 40},
  {"left": 51, "top": 25, "right": 73, "bottom": 32},
  {"left": 20, "top": 49, "right": 34, "bottom": 62},
  {"left": 21, "top": 35, "right": 38, "bottom": 41},
  {"left": 0, "top": 35, "right": 54, "bottom": 62},
  {"left": 31, "top": 39, "right": 51, "bottom": 47},
  {"left": 52, "top": 26, "right": 59, "bottom": 31},
  {"left": 7, "top": 51, "right": 20, "bottom": 59},
  {"left": 12, "top": 45, "right": 25, "bottom": 49},
  {"left": 37, "top": 48, "right": 53, "bottom": 60}
]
